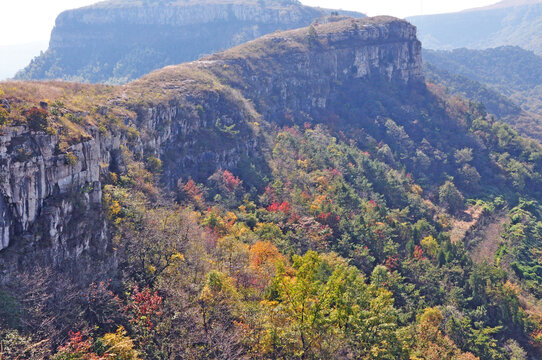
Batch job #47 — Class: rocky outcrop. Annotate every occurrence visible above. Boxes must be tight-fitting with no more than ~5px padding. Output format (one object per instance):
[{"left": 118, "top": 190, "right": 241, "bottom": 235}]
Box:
[
  {"left": 203, "top": 16, "right": 424, "bottom": 121},
  {"left": 0, "top": 126, "right": 117, "bottom": 257},
  {"left": 16, "top": 0, "right": 364, "bottom": 84},
  {"left": 1, "top": 16, "right": 425, "bottom": 275}
]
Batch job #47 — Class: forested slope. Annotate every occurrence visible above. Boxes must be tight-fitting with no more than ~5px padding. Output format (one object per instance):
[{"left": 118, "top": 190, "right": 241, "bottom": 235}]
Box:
[{"left": 0, "top": 16, "right": 541, "bottom": 359}]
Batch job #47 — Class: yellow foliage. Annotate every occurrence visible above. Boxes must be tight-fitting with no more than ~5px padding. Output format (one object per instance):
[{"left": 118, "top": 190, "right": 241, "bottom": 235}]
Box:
[
  {"left": 297, "top": 159, "right": 309, "bottom": 168},
  {"left": 421, "top": 236, "right": 439, "bottom": 258},
  {"left": 109, "top": 200, "right": 121, "bottom": 218},
  {"left": 225, "top": 211, "right": 237, "bottom": 224},
  {"left": 99, "top": 326, "right": 140, "bottom": 360},
  {"left": 171, "top": 252, "right": 185, "bottom": 262},
  {"left": 411, "top": 184, "right": 423, "bottom": 195},
  {"left": 250, "top": 241, "right": 281, "bottom": 270},
  {"left": 310, "top": 195, "right": 328, "bottom": 212}
]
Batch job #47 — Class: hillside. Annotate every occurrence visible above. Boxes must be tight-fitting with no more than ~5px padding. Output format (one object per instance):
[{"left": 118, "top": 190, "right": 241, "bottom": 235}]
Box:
[
  {"left": 14, "top": 0, "right": 364, "bottom": 84},
  {"left": 408, "top": 0, "right": 542, "bottom": 55},
  {"left": 424, "top": 46, "right": 542, "bottom": 140},
  {"left": 1, "top": 16, "right": 542, "bottom": 359}
]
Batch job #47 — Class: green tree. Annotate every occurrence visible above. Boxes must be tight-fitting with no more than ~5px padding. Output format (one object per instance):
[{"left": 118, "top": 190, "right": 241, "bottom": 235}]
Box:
[
  {"left": 261, "top": 251, "right": 406, "bottom": 359},
  {"left": 439, "top": 181, "right": 465, "bottom": 213}
]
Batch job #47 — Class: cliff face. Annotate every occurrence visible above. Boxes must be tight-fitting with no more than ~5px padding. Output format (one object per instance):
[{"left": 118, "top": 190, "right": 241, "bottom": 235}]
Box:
[
  {"left": 0, "top": 17, "right": 423, "bottom": 274},
  {"left": 0, "top": 126, "right": 117, "bottom": 279},
  {"left": 207, "top": 17, "right": 423, "bottom": 120},
  {"left": 16, "top": 0, "right": 364, "bottom": 84}
]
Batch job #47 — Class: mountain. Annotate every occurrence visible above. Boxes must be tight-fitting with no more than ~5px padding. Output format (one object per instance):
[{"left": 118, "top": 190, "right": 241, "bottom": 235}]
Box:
[
  {"left": 408, "top": 0, "right": 542, "bottom": 55},
  {"left": 1, "top": 16, "right": 542, "bottom": 359},
  {"left": 14, "top": 0, "right": 364, "bottom": 84},
  {"left": 424, "top": 46, "right": 542, "bottom": 140}
]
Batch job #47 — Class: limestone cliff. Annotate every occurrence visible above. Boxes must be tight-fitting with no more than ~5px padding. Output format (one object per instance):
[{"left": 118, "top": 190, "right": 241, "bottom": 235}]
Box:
[
  {"left": 16, "top": 0, "right": 364, "bottom": 84},
  {"left": 0, "top": 17, "right": 423, "bottom": 275}
]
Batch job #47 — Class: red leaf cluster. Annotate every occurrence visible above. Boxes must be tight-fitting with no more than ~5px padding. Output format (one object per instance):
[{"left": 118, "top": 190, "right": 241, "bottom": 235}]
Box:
[
  {"left": 267, "top": 201, "right": 291, "bottom": 214},
  {"left": 127, "top": 286, "right": 163, "bottom": 329},
  {"left": 223, "top": 170, "right": 241, "bottom": 192}
]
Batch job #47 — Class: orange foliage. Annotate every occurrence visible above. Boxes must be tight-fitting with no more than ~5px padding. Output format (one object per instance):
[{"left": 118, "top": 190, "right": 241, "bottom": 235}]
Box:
[
  {"left": 223, "top": 170, "right": 241, "bottom": 192},
  {"left": 183, "top": 179, "right": 204, "bottom": 204},
  {"left": 249, "top": 241, "right": 282, "bottom": 288}
]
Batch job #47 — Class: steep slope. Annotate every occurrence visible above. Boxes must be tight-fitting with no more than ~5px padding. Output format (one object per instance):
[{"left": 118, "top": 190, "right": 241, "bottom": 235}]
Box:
[
  {"left": 1, "top": 16, "right": 542, "bottom": 358},
  {"left": 424, "top": 47, "right": 542, "bottom": 140},
  {"left": 0, "top": 15, "right": 420, "bottom": 267},
  {"left": 423, "top": 62, "right": 523, "bottom": 119},
  {"left": 15, "top": 0, "right": 364, "bottom": 84},
  {"left": 408, "top": 0, "right": 542, "bottom": 55}
]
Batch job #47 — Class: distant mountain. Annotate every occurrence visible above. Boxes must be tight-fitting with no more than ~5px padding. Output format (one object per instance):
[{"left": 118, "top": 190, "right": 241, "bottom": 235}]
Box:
[
  {"left": 423, "top": 62, "right": 522, "bottom": 119},
  {"left": 408, "top": 0, "right": 542, "bottom": 55},
  {"left": 424, "top": 46, "right": 542, "bottom": 140},
  {"left": 0, "top": 42, "right": 48, "bottom": 81},
  {"left": 15, "top": 0, "right": 364, "bottom": 84}
]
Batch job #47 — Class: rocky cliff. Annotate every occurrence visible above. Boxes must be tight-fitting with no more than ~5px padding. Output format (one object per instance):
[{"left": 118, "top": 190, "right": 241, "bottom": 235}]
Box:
[
  {"left": 0, "top": 16, "right": 423, "bottom": 275},
  {"left": 15, "top": 0, "right": 364, "bottom": 84}
]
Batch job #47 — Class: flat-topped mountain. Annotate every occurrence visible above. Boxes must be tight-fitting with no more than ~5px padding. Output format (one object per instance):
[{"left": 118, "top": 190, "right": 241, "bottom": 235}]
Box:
[
  {"left": 408, "top": 0, "right": 542, "bottom": 54},
  {"left": 15, "top": 0, "right": 364, "bottom": 84}
]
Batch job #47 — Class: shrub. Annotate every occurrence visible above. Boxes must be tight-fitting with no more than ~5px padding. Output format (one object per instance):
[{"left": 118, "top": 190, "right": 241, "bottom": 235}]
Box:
[
  {"left": 65, "top": 152, "right": 78, "bottom": 166},
  {"left": 0, "top": 106, "right": 9, "bottom": 127},
  {"left": 95, "top": 327, "right": 139, "bottom": 360},
  {"left": 25, "top": 107, "right": 49, "bottom": 131},
  {"left": 146, "top": 156, "right": 162, "bottom": 174},
  {"left": 439, "top": 181, "right": 465, "bottom": 213},
  {"left": 0, "top": 289, "right": 22, "bottom": 328}
]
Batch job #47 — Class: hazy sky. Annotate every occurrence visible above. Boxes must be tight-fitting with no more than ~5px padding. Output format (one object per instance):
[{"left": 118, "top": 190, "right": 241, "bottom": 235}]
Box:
[{"left": 1, "top": 0, "right": 499, "bottom": 47}]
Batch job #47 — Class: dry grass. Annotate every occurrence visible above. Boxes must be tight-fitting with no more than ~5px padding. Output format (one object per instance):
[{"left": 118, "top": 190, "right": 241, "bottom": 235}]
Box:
[
  {"left": 470, "top": 214, "right": 509, "bottom": 264},
  {"left": 449, "top": 205, "right": 483, "bottom": 244}
]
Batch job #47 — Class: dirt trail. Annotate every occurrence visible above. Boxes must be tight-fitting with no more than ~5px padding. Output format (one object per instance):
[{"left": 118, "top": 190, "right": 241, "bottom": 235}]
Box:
[
  {"left": 448, "top": 205, "right": 509, "bottom": 264},
  {"left": 470, "top": 214, "right": 509, "bottom": 264}
]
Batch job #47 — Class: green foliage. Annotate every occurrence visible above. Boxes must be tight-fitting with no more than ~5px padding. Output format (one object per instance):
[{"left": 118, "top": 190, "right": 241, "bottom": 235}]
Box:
[
  {"left": 254, "top": 251, "right": 407, "bottom": 359},
  {"left": 0, "top": 289, "right": 22, "bottom": 328},
  {"left": 145, "top": 156, "right": 162, "bottom": 174},
  {"left": 215, "top": 118, "right": 240, "bottom": 136},
  {"left": 439, "top": 181, "right": 465, "bottom": 213}
]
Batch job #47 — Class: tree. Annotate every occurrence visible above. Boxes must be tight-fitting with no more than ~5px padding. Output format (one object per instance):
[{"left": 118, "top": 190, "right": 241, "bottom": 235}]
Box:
[
  {"left": 439, "top": 181, "right": 465, "bottom": 213},
  {"left": 256, "top": 251, "right": 407, "bottom": 359},
  {"left": 454, "top": 148, "right": 474, "bottom": 165},
  {"left": 95, "top": 327, "right": 140, "bottom": 360},
  {"left": 411, "top": 307, "right": 479, "bottom": 360}
]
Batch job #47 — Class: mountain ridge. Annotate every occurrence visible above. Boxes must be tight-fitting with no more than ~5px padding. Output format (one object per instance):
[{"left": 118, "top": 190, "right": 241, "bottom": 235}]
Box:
[
  {"left": 15, "top": 0, "right": 364, "bottom": 84},
  {"left": 408, "top": 1, "right": 542, "bottom": 54},
  {"left": 2, "top": 15, "right": 542, "bottom": 359}
]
